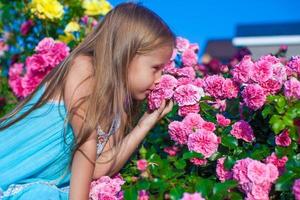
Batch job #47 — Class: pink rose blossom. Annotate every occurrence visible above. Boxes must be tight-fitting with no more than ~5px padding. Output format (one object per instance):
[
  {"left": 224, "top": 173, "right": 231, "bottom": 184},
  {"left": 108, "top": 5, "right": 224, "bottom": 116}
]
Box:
[
  {"left": 177, "top": 77, "right": 194, "bottom": 85},
  {"left": 174, "top": 84, "right": 204, "bottom": 106},
  {"left": 138, "top": 190, "right": 150, "bottom": 200},
  {"left": 202, "top": 121, "right": 216, "bottom": 132},
  {"left": 233, "top": 158, "right": 279, "bottom": 200},
  {"left": 176, "top": 67, "right": 196, "bottom": 79},
  {"left": 187, "top": 129, "right": 220, "bottom": 158},
  {"left": 293, "top": 179, "right": 300, "bottom": 200},
  {"left": 182, "top": 113, "right": 204, "bottom": 131},
  {"left": 168, "top": 121, "right": 190, "bottom": 145},
  {"left": 287, "top": 56, "right": 300, "bottom": 77},
  {"left": 222, "top": 78, "right": 239, "bottom": 99},
  {"left": 176, "top": 37, "right": 190, "bottom": 52},
  {"left": 193, "top": 78, "right": 205, "bottom": 88},
  {"left": 163, "top": 61, "right": 177, "bottom": 75},
  {"left": 247, "top": 160, "right": 270, "bottom": 184},
  {"left": 9, "top": 63, "right": 24, "bottom": 79},
  {"left": 275, "top": 129, "right": 292, "bottom": 147},
  {"left": 264, "top": 152, "right": 288, "bottom": 175},
  {"left": 231, "top": 55, "right": 254, "bottom": 84},
  {"left": 182, "top": 49, "right": 198, "bottom": 67},
  {"left": 190, "top": 158, "right": 207, "bottom": 166},
  {"left": 216, "top": 157, "right": 233, "bottom": 182},
  {"left": 216, "top": 114, "right": 231, "bottom": 127},
  {"left": 242, "top": 84, "right": 266, "bottom": 110},
  {"left": 284, "top": 77, "right": 300, "bottom": 99},
  {"left": 230, "top": 120, "right": 254, "bottom": 142},
  {"left": 35, "top": 38, "right": 55, "bottom": 53},
  {"left": 181, "top": 192, "right": 205, "bottom": 200},
  {"left": 211, "top": 99, "right": 227, "bottom": 112},
  {"left": 178, "top": 104, "right": 200, "bottom": 117},
  {"left": 251, "top": 57, "right": 273, "bottom": 83},
  {"left": 164, "top": 146, "right": 180, "bottom": 156},
  {"left": 89, "top": 173, "right": 125, "bottom": 200},
  {"left": 189, "top": 43, "right": 199, "bottom": 52},
  {"left": 204, "top": 75, "right": 225, "bottom": 99},
  {"left": 232, "top": 158, "right": 253, "bottom": 184},
  {"left": 137, "top": 159, "right": 148, "bottom": 171}
]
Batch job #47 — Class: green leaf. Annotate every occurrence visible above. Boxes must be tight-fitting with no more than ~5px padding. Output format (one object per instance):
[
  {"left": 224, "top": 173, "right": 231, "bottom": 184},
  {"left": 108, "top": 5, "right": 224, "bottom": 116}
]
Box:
[
  {"left": 212, "top": 180, "right": 238, "bottom": 198},
  {"left": 272, "top": 120, "right": 286, "bottom": 134},
  {"left": 195, "top": 178, "right": 215, "bottom": 198},
  {"left": 136, "top": 179, "right": 150, "bottom": 190},
  {"left": 221, "top": 134, "right": 238, "bottom": 149},
  {"left": 224, "top": 156, "right": 236, "bottom": 170},
  {"left": 262, "top": 105, "right": 273, "bottom": 118},
  {"left": 124, "top": 186, "right": 138, "bottom": 200},
  {"left": 174, "top": 159, "right": 186, "bottom": 169},
  {"left": 182, "top": 151, "right": 203, "bottom": 160},
  {"left": 169, "top": 186, "right": 184, "bottom": 200},
  {"left": 275, "top": 171, "right": 297, "bottom": 191},
  {"left": 277, "top": 96, "right": 287, "bottom": 108}
]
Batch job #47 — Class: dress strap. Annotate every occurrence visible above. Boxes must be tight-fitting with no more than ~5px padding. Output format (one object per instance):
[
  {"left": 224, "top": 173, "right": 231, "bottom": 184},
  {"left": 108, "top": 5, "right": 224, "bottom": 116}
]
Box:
[{"left": 96, "top": 115, "right": 121, "bottom": 157}]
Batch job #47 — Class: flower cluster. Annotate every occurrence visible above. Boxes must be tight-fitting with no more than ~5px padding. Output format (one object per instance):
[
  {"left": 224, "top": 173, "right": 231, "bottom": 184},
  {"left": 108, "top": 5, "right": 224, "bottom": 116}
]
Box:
[
  {"left": 180, "top": 192, "right": 205, "bottom": 200},
  {"left": 168, "top": 113, "right": 220, "bottom": 162},
  {"left": 8, "top": 37, "right": 69, "bottom": 98},
  {"left": 232, "top": 158, "right": 279, "bottom": 200},
  {"left": 89, "top": 173, "right": 125, "bottom": 200}
]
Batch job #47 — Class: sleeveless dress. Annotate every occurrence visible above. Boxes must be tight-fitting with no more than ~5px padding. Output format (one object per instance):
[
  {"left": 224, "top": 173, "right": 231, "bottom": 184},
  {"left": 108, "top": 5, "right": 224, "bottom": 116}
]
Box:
[{"left": 0, "top": 85, "right": 120, "bottom": 199}]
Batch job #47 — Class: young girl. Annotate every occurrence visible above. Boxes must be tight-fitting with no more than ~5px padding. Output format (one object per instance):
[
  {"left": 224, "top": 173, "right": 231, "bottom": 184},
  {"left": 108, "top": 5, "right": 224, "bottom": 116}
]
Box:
[{"left": 0, "top": 2, "right": 175, "bottom": 199}]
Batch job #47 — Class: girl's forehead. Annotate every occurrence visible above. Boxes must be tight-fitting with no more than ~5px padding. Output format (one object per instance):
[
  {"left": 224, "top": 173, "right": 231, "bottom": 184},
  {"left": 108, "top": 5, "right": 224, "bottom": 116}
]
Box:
[{"left": 147, "top": 46, "right": 173, "bottom": 59}]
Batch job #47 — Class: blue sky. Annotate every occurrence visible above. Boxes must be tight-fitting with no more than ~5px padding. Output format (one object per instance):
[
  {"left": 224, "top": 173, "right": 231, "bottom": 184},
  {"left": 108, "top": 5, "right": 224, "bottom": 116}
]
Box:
[{"left": 109, "top": 0, "right": 300, "bottom": 53}]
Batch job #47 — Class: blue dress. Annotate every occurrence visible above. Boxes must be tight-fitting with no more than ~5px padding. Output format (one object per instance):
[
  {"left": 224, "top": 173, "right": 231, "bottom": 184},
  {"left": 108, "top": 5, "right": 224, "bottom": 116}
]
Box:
[{"left": 0, "top": 85, "right": 75, "bottom": 199}]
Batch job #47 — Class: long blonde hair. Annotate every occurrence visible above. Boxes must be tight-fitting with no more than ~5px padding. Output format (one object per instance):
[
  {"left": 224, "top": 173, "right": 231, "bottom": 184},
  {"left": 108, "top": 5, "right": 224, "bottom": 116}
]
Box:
[{"left": 0, "top": 2, "right": 175, "bottom": 167}]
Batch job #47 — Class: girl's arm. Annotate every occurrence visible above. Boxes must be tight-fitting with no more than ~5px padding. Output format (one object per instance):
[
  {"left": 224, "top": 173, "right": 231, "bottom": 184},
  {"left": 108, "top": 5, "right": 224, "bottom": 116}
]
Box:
[
  {"left": 93, "top": 100, "right": 173, "bottom": 178},
  {"left": 64, "top": 56, "right": 96, "bottom": 199}
]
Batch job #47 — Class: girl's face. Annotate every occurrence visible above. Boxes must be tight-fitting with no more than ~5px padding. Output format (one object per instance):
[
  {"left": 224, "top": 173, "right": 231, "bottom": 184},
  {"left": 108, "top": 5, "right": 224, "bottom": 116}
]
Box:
[{"left": 128, "top": 45, "right": 173, "bottom": 100}]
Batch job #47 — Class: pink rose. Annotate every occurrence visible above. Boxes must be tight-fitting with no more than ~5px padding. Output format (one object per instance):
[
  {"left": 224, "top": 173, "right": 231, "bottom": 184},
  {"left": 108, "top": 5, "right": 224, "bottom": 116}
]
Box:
[
  {"left": 137, "top": 159, "right": 148, "bottom": 171},
  {"left": 242, "top": 84, "right": 266, "bottom": 110},
  {"left": 251, "top": 57, "right": 274, "bottom": 83},
  {"left": 231, "top": 55, "right": 254, "bottom": 84},
  {"left": 182, "top": 49, "right": 198, "bottom": 67},
  {"left": 264, "top": 152, "right": 288, "bottom": 175},
  {"left": 168, "top": 121, "right": 190, "bottom": 145},
  {"left": 204, "top": 75, "right": 225, "bottom": 99},
  {"left": 174, "top": 84, "right": 204, "bottom": 106},
  {"left": 176, "top": 37, "right": 190, "bottom": 52},
  {"left": 178, "top": 104, "right": 200, "bottom": 117},
  {"left": 138, "top": 190, "right": 150, "bottom": 200},
  {"left": 293, "top": 179, "right": 300, "bottom": 200},
  {"left": 216, "top": 114, "right": 231, "bottom": 127},
  {"left": 190, "top": 158, "right": 207, "bottom": 166},
  {"left": 187, "top": 129, "right": 220, "bottom": 158},
  {"left": 182, "top": 113, "right": 204, "bottom": 131},
  {"left": 222, "top": 78, "right": 238, "bottom": 99},
  {"left": 216, "top": 157, "right": 233, "bottom": 182},
  {"left": 181, "top": 192, "right": 205, "bottom": 200},
  {"left": 230, "top": 120, "right": 254, "bottom": 142},
  {"left": 284, "top": 77, "right": 300, "bottom": 99},
  {"left": 163, "top": 146, "right": 180, "bottom": 156},
  {"left": 287, "top": 56, "right": 300, "bottom": 77},
  {"left": 275, "top": 129, "right": 292, "bottom": 147}
]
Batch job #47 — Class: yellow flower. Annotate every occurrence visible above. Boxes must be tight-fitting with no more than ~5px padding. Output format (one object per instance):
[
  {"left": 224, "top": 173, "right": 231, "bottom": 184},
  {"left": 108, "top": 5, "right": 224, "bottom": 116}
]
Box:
[
  {"left": 30, "top": 0, "right": 64, "bottom": 21},
  {"left": 64, "top": 21, "right": 80, "bottom": 33},
  {"left": 82, "top": 0, "right": 112, "bottom": 16},
  {"left": 58, "top": 33, "right": 75, "bottom": 44}
]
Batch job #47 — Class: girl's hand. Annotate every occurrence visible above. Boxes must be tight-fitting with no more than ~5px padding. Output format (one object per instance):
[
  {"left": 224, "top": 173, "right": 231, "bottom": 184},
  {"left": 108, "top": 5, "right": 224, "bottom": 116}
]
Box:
[{"left": 138, "top": 100, "right": 173, "bottom": 131}]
